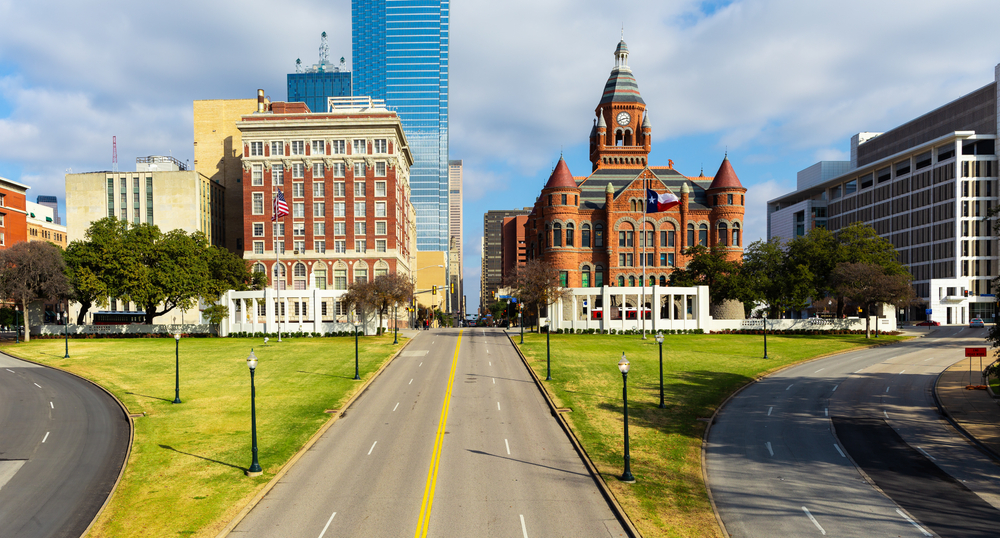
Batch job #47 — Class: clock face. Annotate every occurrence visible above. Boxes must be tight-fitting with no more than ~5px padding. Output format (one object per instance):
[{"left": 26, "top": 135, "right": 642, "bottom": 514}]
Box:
[{"left": 616, "top": 112, "right": 630, "bottom": 126}]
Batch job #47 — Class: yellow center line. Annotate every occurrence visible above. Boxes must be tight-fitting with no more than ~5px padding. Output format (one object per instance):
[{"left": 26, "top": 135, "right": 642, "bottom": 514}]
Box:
[{"left": 414, "top": 329, "right": 462, "bottom": 538}]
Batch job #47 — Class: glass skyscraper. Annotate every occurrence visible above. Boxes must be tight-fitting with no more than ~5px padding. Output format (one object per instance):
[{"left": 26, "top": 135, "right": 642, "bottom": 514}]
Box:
[{"left": 352, "top": 0, "right": 450, "bottom": 251}]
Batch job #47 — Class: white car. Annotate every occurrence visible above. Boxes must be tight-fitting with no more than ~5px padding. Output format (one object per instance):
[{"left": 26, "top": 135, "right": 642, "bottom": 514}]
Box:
[{"left": 970, "top": 318, "right": 985, "bottom": 328}]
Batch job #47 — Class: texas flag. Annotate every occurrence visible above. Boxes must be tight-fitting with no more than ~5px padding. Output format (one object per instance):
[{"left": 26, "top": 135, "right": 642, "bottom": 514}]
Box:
[{"left": 646, "top": 189, "right": 680, "bottom": 213}]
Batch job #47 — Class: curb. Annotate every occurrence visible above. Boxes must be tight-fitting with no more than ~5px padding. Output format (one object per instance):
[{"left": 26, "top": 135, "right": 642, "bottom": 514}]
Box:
[
  {"left": 932, "top": 359, "right": 1000, "bottom": 464},
  {"left": 504, "top": 330, "right": 642, "bottom": 538},
  {"left": 213, "top": 335, "right": 416, "bottom": 538},
  {"left": 0, "top": 349, "right": 135, "bottom": 538}
]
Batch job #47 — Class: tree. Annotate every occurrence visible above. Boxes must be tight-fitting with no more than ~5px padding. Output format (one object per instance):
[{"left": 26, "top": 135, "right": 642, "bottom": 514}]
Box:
[
  {"left": 343, "top": 279, "right": 378, "bottom": 334},
  {"left": 369, "top": 273, "right": 412, "bottom": 335},
  {"left": 831, "top": 262, "right": 914, "bottom": 337},
  {"left": 741, "top": 239, "right": 814, "bottom": 318},
  {"left": 668, "top": 245, "right": 744, "bottom": 305},
  {"left": 64, "top": 218, "right": 130, "bottom": 324},
  {"left": 488, "top": 299, "right": 509, "bottom": 323},
  {"left": 785, "top": 227, "right": 840, "bottom": 303},
  {"left": 200, "top": 245, "right": 265, "bottom": 332},
  {"left": 0, "top": 241, "right": 71, "bottom": 342},
  {"left": 120, "top": 226, "right": 211, "bottom": 325},
  {"left": 505, "top": 259, "right": 567, "bottom": 331}
]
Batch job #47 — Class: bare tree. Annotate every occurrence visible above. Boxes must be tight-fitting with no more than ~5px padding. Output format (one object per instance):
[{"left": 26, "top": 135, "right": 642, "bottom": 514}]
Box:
[
  {"left": 0, "top": 241, "right": 71, "bottom": 342},
  {"left": 370, "top": 273, "right": 413, "bottom": 335},
  {"left": 831, "top": 262, "right": 914, "bottom": 338},
  {"left": 505, "top": 259, "right": 568, "bottom": 331}
]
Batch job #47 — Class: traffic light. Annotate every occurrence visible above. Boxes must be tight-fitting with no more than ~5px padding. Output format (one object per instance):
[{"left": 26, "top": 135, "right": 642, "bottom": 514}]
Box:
[
  {"left": 451, "top": 283, "right": 455, "bottom": 294},
  {"left": 432, "top": 286, "right": 437, "bottom": 295}
]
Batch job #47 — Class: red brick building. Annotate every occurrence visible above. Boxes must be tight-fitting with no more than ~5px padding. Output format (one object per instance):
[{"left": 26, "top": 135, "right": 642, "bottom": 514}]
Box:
[
  {"left": 237, "top": 95, "right": 415, "bottom": 290},
  {"left": 0, "top": 177, "right": 29, "bottom": 250},
  {"left": 525, "top": 40, "right": 746, "bottom": 288},
  {"left": 501, "top": 214, "right": 528, "bottom": 281}
]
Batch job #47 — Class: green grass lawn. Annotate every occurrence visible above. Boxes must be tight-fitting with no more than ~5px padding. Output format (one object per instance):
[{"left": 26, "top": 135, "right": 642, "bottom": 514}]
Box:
[
  {"left": 515, "top": 331, "right": 906, "bottom": 538},
  {"left": 4, "top": 335, "right": 404, "bottom": 538}
]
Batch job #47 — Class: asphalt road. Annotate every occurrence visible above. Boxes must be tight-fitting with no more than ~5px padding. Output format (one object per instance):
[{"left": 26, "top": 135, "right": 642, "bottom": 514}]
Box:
[
  {"left": 707, "top": 327, "right": 1000, "bottom": 538},
  {"left": 230, "top": 328, "right": 626, "bottom": 537},
  {"left": 0, "top": 352, "right": 130, "bottom": 538}
]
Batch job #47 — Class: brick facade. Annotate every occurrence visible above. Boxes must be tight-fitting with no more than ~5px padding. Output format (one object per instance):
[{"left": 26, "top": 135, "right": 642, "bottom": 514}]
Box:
[{"left": 0, "top": 178, "right": 29, "bottom": 250}]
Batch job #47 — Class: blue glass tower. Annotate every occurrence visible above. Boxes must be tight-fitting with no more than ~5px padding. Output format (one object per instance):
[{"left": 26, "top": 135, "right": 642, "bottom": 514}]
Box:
[
  {"left": 353, "top": 0, "right": 450, "bottom": 251},
  {"left": 287, "top": 70, "right": 351, "bottom": 113}
]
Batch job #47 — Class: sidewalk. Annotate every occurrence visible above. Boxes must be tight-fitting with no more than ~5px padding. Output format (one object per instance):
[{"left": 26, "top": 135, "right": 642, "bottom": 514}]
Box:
[{"left": 935, "top": 356, "right": 1000, "bottom": 459}]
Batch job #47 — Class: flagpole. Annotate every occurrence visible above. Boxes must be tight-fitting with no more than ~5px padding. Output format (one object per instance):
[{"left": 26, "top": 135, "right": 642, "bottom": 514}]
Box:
[
  {"left": 273, "top": 186, "right": 283, "bottom": 343},
  {"left": 642, "top": 175, "right": 647, "bottom": 340}
]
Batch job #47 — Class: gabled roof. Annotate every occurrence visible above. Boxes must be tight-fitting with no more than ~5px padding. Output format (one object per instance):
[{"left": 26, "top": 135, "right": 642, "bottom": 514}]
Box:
[{"left": 576, "top": 167, "right": 710, "bottom": 210}]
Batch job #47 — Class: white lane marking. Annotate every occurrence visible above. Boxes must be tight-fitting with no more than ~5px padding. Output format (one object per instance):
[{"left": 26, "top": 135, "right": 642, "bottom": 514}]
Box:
[
  {"left": 409, "top": 379, "right": 413, "bottom": 385},
  {"left": 765, "top": 442, "right": 774, "bottom": 457},
  {"left": 42, "top": 432, "right": 49, "bottom": 443},
  {"left": 505, "top": 439, "right": 511, "bottom": 455},
  {"left": 483, "top": 330, "right": 486, "bottom": 337},
  {"left": 802, "top": 506, "right": 826, "bottom": 535},
  {"left": 923, "top": 357, "right": 932, "bottom": 362},
  {"left": 317, "top": 511, "right": 337, "bottom": 538},
  {"left": 854, "top": 369, "right": 864, "bottom": 373},
  {"left": 419, "top": 362, "right": 422, "bottom": 367},
  {"left": 5, "top": 368, "right": 13, "bottom": 373},
  {"left": 367, "top": 441, "right": 377, "bottom": 455},
  {"left": 49, "top": 402, "right": 53, "bottom": 409},
  {"left": 834, "top": 444, "right": 845, "bottom": 458},
  {"left": 497, "top": 401, "right": 501, "bottom": 411},
  {"left": 896, "top": 509, "right": 932, "bottom": 536},
  {"left": 393, "top": 402, "right": 399, "bottom": 412},
  {"left": 815, "top": 368, "right": 825, "bottom": 373},
  {"left": 492, "top": 378, "right": 495, "bottom": 384},
  {"left": 899, "top": 370, "right": 905, "bottom": 374},
  {"left": 767, "top": 407, "right": 772, "bottom": 416},
  {"left": 884, "top": 410, "right": 889, "bottom": 419},
  {"left": 825, "top": 408, "right": 828, "bottom": 417},
  {"left": 915, "top": 446, "right": 936, "bottom": 461},
  {"left": 487, "top": 349, "right": 490, "bottom": 354},
  {"left": 33, "top": 383, "right": 41, "bottom": 388},
  {"left": 520, "top": 514, "right": 529, "bottom": 538},
  {"left": 489, "top": 361, "right": 492, "bottom": 366},
  {"left": 885, "top": 386, "right": 890, "bottom": 393},
  {"left": 832, "top": 384, "right": 838, "bottom": 392},
  {"left": 786, "top": 384, "right": 794, "bottom": 391}
]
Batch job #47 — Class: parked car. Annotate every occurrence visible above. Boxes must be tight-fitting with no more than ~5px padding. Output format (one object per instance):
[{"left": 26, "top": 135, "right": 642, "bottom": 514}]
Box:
[
  {"left": 970, "top": 318, "right": 985, "bottom": 328},
  {"left": 916, "top": 320, "right": 941, "bottom": 326}
]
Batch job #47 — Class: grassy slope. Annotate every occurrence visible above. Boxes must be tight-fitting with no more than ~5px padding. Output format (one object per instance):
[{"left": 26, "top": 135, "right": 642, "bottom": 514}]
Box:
[
  {"left": 516, "top": 332, "right": 905, "bottom": 538},
  {"left": 6, "top": 336, "right": 402, "bottom": 538}
]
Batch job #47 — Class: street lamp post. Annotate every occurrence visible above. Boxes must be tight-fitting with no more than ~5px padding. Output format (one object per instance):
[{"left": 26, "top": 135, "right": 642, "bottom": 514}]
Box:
[
  {"left": 246, "top": 349, "right": 262, "bottom": 477},
  {"left": 519, "top": 308, "right": 523, "bottom": 345},
  {"left": 173, "top": 334, "right": 182, "bottom": 404},
  {"left": 546, "top": 320, "right": 552, "bottom": 381},
  {"left": 63, "top": 310, "right": 70, "bottom": 359},
  {"left": 15, "top": 306, "right": 19, "bottom": 344},
  {"left": 618, "top": 353, "right": 635, "bottom": 483},
  {"left": 354, "top": 324, "right": 361, "bottom": 380},
  {"left": 655, "top": 332, "right": 665, "bottom": 409},
  {"left": 762, "top": 313, "right": 769, "bottom": 359},
  {"left": 393, "top": 305, "right": 399, "bottom": 345}
]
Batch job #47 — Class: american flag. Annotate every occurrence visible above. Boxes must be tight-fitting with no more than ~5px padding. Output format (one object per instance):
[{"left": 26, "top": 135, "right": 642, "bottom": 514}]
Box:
[{"left": 272, "top": 190, "right": 289, "bottom": 221}]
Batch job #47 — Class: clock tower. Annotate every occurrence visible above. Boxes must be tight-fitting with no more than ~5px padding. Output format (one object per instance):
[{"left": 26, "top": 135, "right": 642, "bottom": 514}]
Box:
[{"left": 589, "top": 39, "right": 652, "bottom": 172}]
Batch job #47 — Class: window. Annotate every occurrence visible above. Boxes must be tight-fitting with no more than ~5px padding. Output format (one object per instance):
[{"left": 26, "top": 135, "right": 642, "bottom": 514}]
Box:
[
  {"left": 251, "top": 164, "right": 263, "bottom": 186},
  {"left": 618, "top": 229, "right": 633, "bottom": 247},
  {"left": 334, "top": 222, "right": 346, "bottom": 235},
  {"left": 553, "top": 223, "right": 562, "bottom": 246},
  {"left": 732, "top": 223, "right": 741, "bottom": 246},
  {"left": 355, "top": 222, "right": 367, "bottom": 235},
  {"left": 274, "top": 240, "right": 285, "bottom": 254},
  {"left": 548, "top": 194, "right": 553, "bottom": 206},
  {"left": 375, "top": 181, "right": 387, "bottom": 197},
  {"left": 332, "top": 163, "right": 345, "bottom": 178},
  {"left": 354, "top": 162, "right": 366, "bottom": 177},
  {"left": 334, "top": 202, "right": 346, "bottom": 217},
  {"left": 566, "top": 223, "right": 574, "bottom": 246},
  {"left": 618, "top": 276, "right": 625, "bottom": 286},
  {"left": 355, "top": 266, "right": 368, "bottom": 283},
  {"left": 271, "top": 141, "right": 283, "bottom": 156},
  {"left": 687, "top": 223, "right": 695, "bottom": 247},
  {"left": 293, "top": 240, "right": 305, "bottom": 253},
  {"left": 355, "top": 181, "right": 366, "bottom": 196},
  {"left": 376, "top": 221, "right": 386, "bottom": 235},
  {"left": 660, "top": 253, "right": 667, "bottom": 267},
  {"left": 375, "top": 267, "right": 388, "bottom": 277},
  {"left": 668, "top": 230, "right": 675, "bottom": 247},
  {"left": 252, "top": 193, "right": 264, "bottom": 215},
  {"left": 315, "top": 240, "right": 326, "bottom": 254},
  {"left": 334, "top": 269, "right": 347, "bottom": 289},
  {"left": 699, "top": 224, "right": 708, "bottom": 246},
  {"left": 334, "top": 240, "right": 346, "bottom": 253},
  {"left": 559, "top": 271, "right": 568, "bottom": 287},
  {"left": 293, "top": 182, "right": 305, "bottom": 197},
  {"left": 273, "top": 222, "right": 285, "bottom": 237},
  {"left": 293, "top": 202, "right": 305, "bottom": 218},
  {"left": 595, "top": 265, "right": 604, "bottom": 287},
  {"left": 272, "top": 164, "right": 284, "bottom": 185},
  {"left": 293, "top": 222, "right": 305, "bottom": 236},
  {"left": 253, "top": 241, "right": 264, "bottom": 254},
  {"left": 250, "top": 142, "right": 263, "bottom": 156},
  {"left": 718, "top": 223, "right": 728, "bottom": 246},
  {"left": 374, "top": 139, "right": 387, "bottom": 153},
  {"left": 355, "top": 240, "right": 367, "bottom": 252},
  {"left": 313, "top": 181, "right": 325, "bottom": 197},
  {"left": 313, "top": 163, "right": 325, "bottom": 179},
  {"left": 353, "top": 139, "right": 366, "bottom": 154},
  {"left": 314, "top": 222, "right": 325, "bottom": 236},
  {"left": 291, "top": 140, "right": 305, "bottom": 155},
  {"left": 314, "top": 202, "right": 325, "bottom": 217},
  {"left": 375, "top": 162, "right": 386, "bottom": 177},
  {"left": 312, "top": 140, "right": 324, "bottom": 155},
  {"left": 561, "top": 194, "right": 567, "bottom": 205},
  {"left": 582, "top": 223, "right": 591, "bottom": 247},
  {"left": 376, "top": 239, "right": 387, "bottom": 252},
  {"left": 292, "top": 163, "right": 304, "bottom": 179},
  {"left": 355, "top": 201, "right": 366, "bottom": 216},
  {"left": 314, "top": 268, "right": 326, "bottom": 289},
  {"left": 146, "top": 177, "right": 154, "bottom": 224},
  {"left": 629, "top": 276, "right": 636, "bottom": 286},
  {"left": 595, "top": 224, "right": 604, "bottom": 247},
  {"left": 582, "top": 266, "right": 591, "bottom": 287},
  {"left": 333, "top": 181, "right": 345, "bottom": 196},
  {"left": 375, "top": 201, "right": 386, "bottom": 217},
  {"left": 331, "top": 140, "right": 345, "bottom": 154}
]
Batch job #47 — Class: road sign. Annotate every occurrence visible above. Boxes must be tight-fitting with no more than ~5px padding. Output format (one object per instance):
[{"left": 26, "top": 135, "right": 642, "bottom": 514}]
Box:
[
  {"left": 965, "top": 347, "right": 987, "bottom": 357},
  {"left": 925, "top": 308, "right": 932, "bottom": 315}
]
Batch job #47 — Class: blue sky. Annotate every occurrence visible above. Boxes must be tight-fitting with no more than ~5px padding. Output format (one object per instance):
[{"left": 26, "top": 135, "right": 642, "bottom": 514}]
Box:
[{"left": 0, "top": 0, "right": 998, "bottom": 313}]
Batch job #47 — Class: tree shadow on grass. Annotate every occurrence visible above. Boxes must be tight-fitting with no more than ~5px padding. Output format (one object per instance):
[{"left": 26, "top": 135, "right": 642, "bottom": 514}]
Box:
[
  {"left": 159, "top": 444, "right": 246, "bottom": 472},
  {"left": 125, "top": 391, "right": 173, "bottom": 403}
]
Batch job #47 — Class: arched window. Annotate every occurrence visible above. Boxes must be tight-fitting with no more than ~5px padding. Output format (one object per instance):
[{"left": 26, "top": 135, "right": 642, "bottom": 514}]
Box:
[
  {"left": 624, "top": 129, "right": 633, "bottom": 146},
  {"left": 649, "top": 275, "right": 656, "bottom": 286},
  {"left": 629, "top": 276, "right": 636, "bottom": 287},
  {"left": 718, "top": 222, "right": 728, "bottom": 246},
  {"left": 687, "top": 223, "right": 695, "bottom": 247},
  {"left": 733, "top": 222, "right": 741, "bottom": 246},
  {"left": 618, "top": 275, "right": 625, "bottom": 287},
  {"left": 582, "top": 265, "right": 591, "bottom": 287},
  {"left": 566, "top": 223, "right": 575, "bottom": 247},
  {"left": 273, "top": 263, "right": 287, "bottom": 290},
  {"left": 659, "top": 275, "right": 667, "bottom": 286},
  {"left": 595, "top": 223, "right": 604, "bottom": 247},
  {"left": 595, "top": 265, "right": 605, "bottom": 287},
  {"left": 615, "top": 130, "right": 624, "bottom": 146},
  {"left": 314, "top": 267, "right": 327, "bottom": 290},
  {"left": 553, "top": 223, "right": 562, "bottom": 247},
  {"left": 354, "top": 265, "right": 368, "bottom": 284},
  {"left": 582, "top": 223, "right": 591, "bottom": 247},
  {"left": 253, "top": 262, "right": 266, "bottom": 274},
  {"left": 293, "top": 262, "right": 307, "bottom": 277},
  {"left": 699, "top": 223, "right": 708, "bottom": 246}
]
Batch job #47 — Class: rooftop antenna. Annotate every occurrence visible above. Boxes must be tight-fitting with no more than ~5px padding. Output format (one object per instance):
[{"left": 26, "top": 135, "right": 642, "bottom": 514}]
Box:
[
  {"left": 112, "top": 136, "right": 118, "bottom": 174},
  {"left": 295, "top": 58, "right": 303, "bottom": 73},
  {"left": 621, "top": 24, "right": 624, "bottom": 40},
  {"left": 319, "top": 31, "right": 329, "bottom": 65}
]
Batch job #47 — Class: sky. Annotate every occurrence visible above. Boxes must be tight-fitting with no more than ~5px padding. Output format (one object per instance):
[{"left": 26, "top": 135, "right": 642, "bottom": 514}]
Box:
[{"left": 0, "top": 0, "right": 999, "bottom": 313}]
